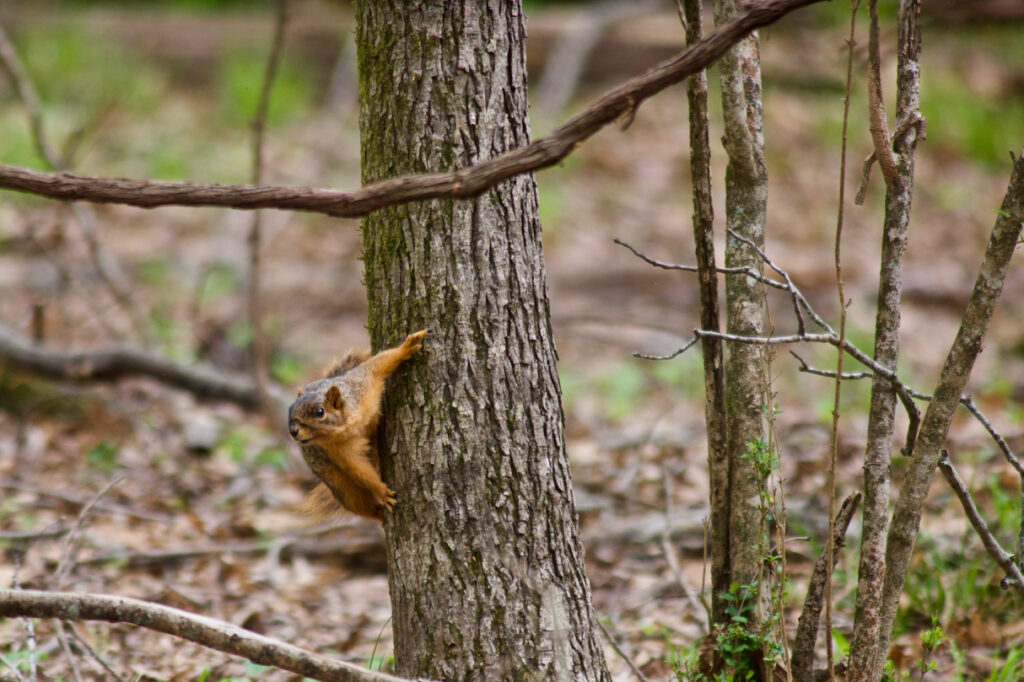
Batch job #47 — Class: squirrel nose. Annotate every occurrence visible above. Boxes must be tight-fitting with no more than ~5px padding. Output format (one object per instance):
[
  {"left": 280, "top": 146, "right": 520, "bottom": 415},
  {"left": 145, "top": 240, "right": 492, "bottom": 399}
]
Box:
[{"left": 288, "top": 420, "right": 300, "bottom": 439}]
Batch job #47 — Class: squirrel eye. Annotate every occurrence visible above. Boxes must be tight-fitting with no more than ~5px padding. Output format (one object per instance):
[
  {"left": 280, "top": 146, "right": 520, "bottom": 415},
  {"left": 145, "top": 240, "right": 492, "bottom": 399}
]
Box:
[{"left": 314, "top": 407, "right": 325, "bottom": 418}]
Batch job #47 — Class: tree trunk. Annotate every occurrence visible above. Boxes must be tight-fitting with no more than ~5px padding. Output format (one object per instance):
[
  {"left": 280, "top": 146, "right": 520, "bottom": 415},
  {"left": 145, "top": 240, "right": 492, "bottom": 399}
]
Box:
[
  {"left": 848, "top": 1, "right": 923, "bottom": 677},
  {"left": 683, "top": 0, "right": 730, "bottom": 632},
  {"left": 356, "top": 2, "right": 609, "bottom": 681},
  {"left": 714, "top": 0, "right": 769, "bottom": 614},
  {"left": 713, "top": 0, "right": 771, "bottom": 675}
]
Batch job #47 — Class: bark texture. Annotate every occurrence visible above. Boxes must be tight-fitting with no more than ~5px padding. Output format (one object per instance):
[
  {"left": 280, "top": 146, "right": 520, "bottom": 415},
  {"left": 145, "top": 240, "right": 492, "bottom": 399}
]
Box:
[
  {"left": 684, "top": 0, "right": 730, "bottom": 629},
  {"left": 848, "top": 1, "right": 923, "bottom": 677},
  {"left": 873, "top": 151, "right": 1024, "bottom": 678},
  {"left": 356, "top": 2, "right": 609, "bottom": 681},
  {"left": 713, "top": 0, "right": 769, "bottom": 612}
]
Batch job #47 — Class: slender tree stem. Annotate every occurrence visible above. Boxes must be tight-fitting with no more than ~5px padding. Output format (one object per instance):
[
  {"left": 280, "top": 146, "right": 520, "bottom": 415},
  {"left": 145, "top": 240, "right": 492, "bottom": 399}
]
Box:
[{"left": 247, "top": 0, "right": 289, "bottom": 415}]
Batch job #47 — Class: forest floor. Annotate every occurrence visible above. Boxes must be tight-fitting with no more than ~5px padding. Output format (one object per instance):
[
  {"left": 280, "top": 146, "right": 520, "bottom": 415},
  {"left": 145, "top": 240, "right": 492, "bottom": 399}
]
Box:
[{"left": 1, "top": 2, "right": 1023, "bottom": 680}]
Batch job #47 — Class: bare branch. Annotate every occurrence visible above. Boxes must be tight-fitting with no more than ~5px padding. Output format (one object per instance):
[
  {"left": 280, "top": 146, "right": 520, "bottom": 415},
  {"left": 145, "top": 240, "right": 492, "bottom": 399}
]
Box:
[
  {"left": 0, "top": 0, "right": 826, "bottom": 219},
  {"left": 822, "top": 3, "right": 861, "bottom": 669},
  {"left": 876, "top": 150, "right": 1024, "bottom": 675},
  {"left": 850, "top": 0, "right": 924, "bottom": 670},
  {"left": 55, "top": 478, "right": 124, "bottom": 589},
  {"left": 533, "top": 0, "right": 662, "bottom": 113},
  {"left": 634, "top": 335, "right": 701, "bottom": 361},
  {"left": 629, "top": 216, "right": 1024, "bottom": 475},
  {"left": 790, "top": 351, "right": 871, "bottom": 382},
  {"left": 613, "top": 237, "right": 787, "bottom": 290},
  {"left": 938, "top": 453, "right": 1024, "bottom": 591},
  {"left": 0, "top": 25, "right": 57, "bottom": 165},
  {"left": 596, "top": 619, "right": 651, "bottom": 682},
  {"left": 679, "top": 0, "right": 730, "bottom": 638},
  {"left": 0, "top": 322, "right": 279, "bottom": 410},
  {"left": 961, "top": 396, "right": 1024, "bottom": 476},
  {"left": 54, "top": 619, "right": 85, "bottom": 682},
  {"left": 865, "top": 0, "right": 897, "bottom": 187},
  {"left": 0, "top": 481, "right": 170, "bottom": 523},
  {"left": 64, "top": 623, "right": 128, "bottom": 682},
  {"left": 0, "top": 589, "right": 420, "bottom": 682},
  {"left": 791, "top": 492, "right": 862, "bottom": 682}
]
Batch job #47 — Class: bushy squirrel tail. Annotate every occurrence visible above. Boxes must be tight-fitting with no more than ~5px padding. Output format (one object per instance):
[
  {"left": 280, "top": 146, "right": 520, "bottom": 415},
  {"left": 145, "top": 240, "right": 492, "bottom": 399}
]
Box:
[
  {"left": 323, "top": 350, "right": 369, "bottom": 378},
  {"left": 298, "top": 482, "right": 346, "bottom": 519}
]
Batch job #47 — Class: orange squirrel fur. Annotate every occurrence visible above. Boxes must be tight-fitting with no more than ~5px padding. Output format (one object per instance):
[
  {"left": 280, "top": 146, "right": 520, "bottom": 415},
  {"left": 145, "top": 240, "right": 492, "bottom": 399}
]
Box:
[{"left": 287, "top": 330, "right": 426, "bottom": 520}]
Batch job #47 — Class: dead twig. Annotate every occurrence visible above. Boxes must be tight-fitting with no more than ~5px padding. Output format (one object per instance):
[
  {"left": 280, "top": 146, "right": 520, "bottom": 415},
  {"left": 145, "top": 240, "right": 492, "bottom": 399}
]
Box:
[
  {"left": 534, "top": 0, "right": 662, "bottom": 113},
  {"left": 596, "top": 618, "right": 651, "bottom": 682},
  {"left": 0, "top": 652, "right": 27, "bottom": 682},
  {"left": 54, "top": 620, "right": 85, "bottom": 682},
  {"left": 938, "top": 452, "right": 1024, "bottom": 590},
  {"left": 792, "top": 354, "right": 1023, "bottom": 471},
  {"left": 791, "top": 492, "right": 861, "bottom": 682},
  {"left": 55, "top": 478, "right": 125, "bottom": 590},
  {"left": 64, "top": 623, "right": 128, "bottom": 682},
  {"left": 0, "top": 481, "right": 170, "bottom": 523},
  {"left": 0, "top": 322, "right": 284, "bottom": 410},
  {"left": 78, "top": 535, "right": 386, "bottom": 571},
  {"left": 823, "top": 8, "right": 859, "bottom": 672},
  {"left": 0, "top": 589, "right": 417, "bottom": 682},
  {"left": 864, "top": 0, "right": 897, "bottom": 188},
  {"left": 247, "top": 0, "right": 289, "bottom": 415},
  {"left": 662, "top": 464, "right": 709, "bottom": 632}
]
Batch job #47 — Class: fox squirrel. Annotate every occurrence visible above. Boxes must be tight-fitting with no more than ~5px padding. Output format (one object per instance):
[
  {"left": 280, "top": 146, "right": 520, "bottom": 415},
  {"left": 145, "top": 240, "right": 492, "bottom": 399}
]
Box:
[{"left": 287, "top": 330, "right": 427, "bottom": 521}]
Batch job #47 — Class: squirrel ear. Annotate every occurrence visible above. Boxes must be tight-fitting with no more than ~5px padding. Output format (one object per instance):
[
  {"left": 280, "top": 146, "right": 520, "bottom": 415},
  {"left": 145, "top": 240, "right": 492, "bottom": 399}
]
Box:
[
  {"left": 296, "top": 387, "right": 304, "bottom": 396},
  {"left": 325, "top": 385, "right": 343, "bottom": 409}
]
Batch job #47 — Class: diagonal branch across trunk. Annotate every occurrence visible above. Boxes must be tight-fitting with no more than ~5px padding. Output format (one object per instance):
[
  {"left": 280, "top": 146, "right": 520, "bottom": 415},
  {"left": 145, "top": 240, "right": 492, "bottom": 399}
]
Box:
[{"left": 0, "top": 0, "right": 822, "bottom": 219}]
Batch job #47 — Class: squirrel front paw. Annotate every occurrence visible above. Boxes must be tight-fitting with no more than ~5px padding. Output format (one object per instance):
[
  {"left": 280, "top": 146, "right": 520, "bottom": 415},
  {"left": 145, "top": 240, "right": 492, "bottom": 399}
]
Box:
[
  {"left": 402, "top": 329, "right": 427, "bottom": 354},
  {"left": 380, "top": 485, "right": 397, "bottom": 511}
]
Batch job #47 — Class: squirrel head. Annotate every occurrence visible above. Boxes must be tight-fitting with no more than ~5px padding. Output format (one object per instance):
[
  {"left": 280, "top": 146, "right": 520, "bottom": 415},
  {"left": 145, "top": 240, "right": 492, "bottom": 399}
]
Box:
[{"left": 287, "top": 384, "right": 350, "bottom": 444}]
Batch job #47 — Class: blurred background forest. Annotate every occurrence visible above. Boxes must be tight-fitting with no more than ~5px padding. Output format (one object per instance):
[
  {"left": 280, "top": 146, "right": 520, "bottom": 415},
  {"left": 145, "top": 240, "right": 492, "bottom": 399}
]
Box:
[{"left": 1, "top": 0, "right": 1023, "bottom": 679}]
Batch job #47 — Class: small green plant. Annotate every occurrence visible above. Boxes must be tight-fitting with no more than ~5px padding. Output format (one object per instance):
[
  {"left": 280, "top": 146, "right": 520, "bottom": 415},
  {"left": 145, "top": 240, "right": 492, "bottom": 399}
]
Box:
[
  {"left": 915, "top": 617, "right": 946, "bottom": 680},
  {"left": 242, "top": 659, "right": 270, "bottom": 677},
  {"left": 367, "top": 616, "right": 393, "bottom": 672},
  {"left": 86, "top": 440, "right": 120, "bottom": 472},
  {"left": 742, "top": 436, "right": 777, "bottom": 480},
  {"left": 742, "top": 436, "right": 778, "bottom": 526},
  {"left": 670, "top": 643, "right": 706, "bottom": 681},
  {"left": 713, "top": 581, "right": 783, "bottom": 681},
  {"left": 218, "top": 430, "right": 249, "bottom": 463},
  {"left": 988, "top": 643, "right": 1024, "bottom": 682},
  {"left": 881, "top": 659, "right": 903, "bottom": 682},
  {"left": 254, "top": 445, "right": 289, "bottom": 470}
]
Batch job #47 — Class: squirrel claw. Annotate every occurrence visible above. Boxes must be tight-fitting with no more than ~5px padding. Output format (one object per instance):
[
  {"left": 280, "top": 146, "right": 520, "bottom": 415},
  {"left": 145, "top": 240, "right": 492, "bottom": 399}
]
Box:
[{"left": 403, "top": 329, "right": 427, "bottom": 352}]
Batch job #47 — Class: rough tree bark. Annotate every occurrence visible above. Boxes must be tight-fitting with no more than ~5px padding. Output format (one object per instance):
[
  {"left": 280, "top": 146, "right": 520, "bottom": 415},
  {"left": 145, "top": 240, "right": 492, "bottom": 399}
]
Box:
[
  {"left": 682, "top": 0, "right": 730, "bottom": 632},
  {"left": 847, "top": 1, "right": 923, "bottom": 678},
  {"left": 872, "top": 152, "right": 1024, "bottom": 678},
  {"left": 714, "top": 0, "right": 770, "bottom": 643},
  {"left": 356, "top": 2, "right": 609, "bottom": 681}
]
